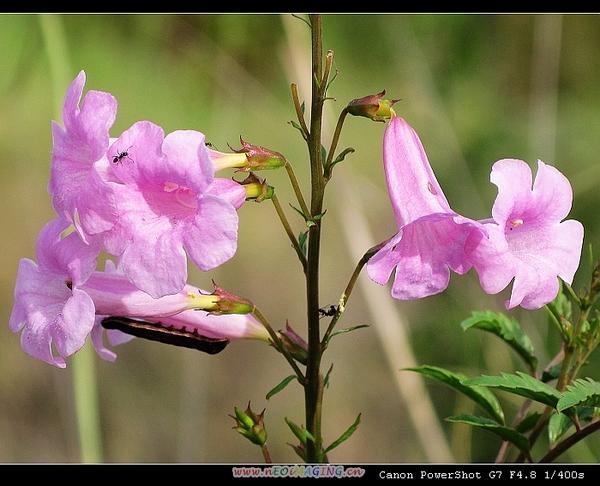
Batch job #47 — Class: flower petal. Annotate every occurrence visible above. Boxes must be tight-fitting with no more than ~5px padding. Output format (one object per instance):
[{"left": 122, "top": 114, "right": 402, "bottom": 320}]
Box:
[
  {"left": 383, "top": 116, "right": 453, "bottom": 226},
  {"left": 35, "top": 218, "right": 99, "bottom": 286},
  {"left": 52, "top": 288, "right": 96, "bottom": 357},
  {"left": 531, "top": 160, "right": 574, "bottom": 223},
  {"left": 366, "top": 232, "right": 403, "bottom": 285},
  {"left": 90, "top": 320, "right": 117, "bottom": 362},
  {"left": 183, "top": 195, "right": 238, "bottom": 271},
  {"left": 206, "top": 178, "right": 246, "bottom": 209},
  {"left": 119, "top": 221, "right": 187, "bottom": 298},
  {"left": 490, "top": 159, "right": 533, "bottom": 226},
  {"left": 161, "top": 130, "right": 214, "bottom": 193}
]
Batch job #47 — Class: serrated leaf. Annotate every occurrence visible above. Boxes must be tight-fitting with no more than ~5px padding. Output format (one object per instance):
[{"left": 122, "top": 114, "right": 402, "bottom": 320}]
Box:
[
  {"left": 461, "top": 311, "right": 538, "bottom": 371},
  {"left": 324, "top": 413, "right": 361, "bottom": 454},
  {"left": 266, "top": 375, "right": 297, "bottom": 400},
  {"left": 516, "top": 412, "right": 543, "bottom": 433},
  {"left": 465, "top": 372, "right": 561, "bottom": 408},
  {"left": 404, "top": 365, "right": 504, "bottom": 424},
  {"left": 548, "top": 412, "right": 573, "bottom": 444},
  {"left": 285, "top": 417, "right": 315, "bottom": 445},
  {"left": 557, "top": 378, "right": 600, "bottom": 412},
  {"left": 327, "top": 325, "right": 369, "bottom": 344},
  {"left": 446, "top": 415, "right": 530, "bottom": 453},
  {"left": 298, "top": 231, "right": 308, "bottom": 258}
]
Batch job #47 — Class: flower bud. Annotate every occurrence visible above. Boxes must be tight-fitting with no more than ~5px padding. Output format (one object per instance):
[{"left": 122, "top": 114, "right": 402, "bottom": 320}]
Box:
[
  {"left": 231, "top": 402, "right": 268, "bottom": 446},
  {"left": 195, "top": 282, "right": 255, "bottom": 315},
  {"left": 346, "top": 89, "right": 399, "bottom": 122},
  {"left": 279, "top": 321, "right": 308, "bottom": 365},
  {"left": 240, "top": 173, "right": 275, "bottom": 202},
  {"left": 209, "top": 137, "right": 286, "bottom": 172}
]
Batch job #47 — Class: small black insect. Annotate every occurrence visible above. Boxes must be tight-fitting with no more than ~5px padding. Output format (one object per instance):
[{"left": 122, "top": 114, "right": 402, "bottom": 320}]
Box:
[
  {"left": 319, "top": 305, "right": 338, "bottom": 318},
  {"left": 112, "top": 145, "right": 134, "bottom": 164}
]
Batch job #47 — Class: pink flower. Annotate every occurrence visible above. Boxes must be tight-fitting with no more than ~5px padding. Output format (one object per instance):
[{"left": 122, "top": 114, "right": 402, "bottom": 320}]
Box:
[
  {"left": 367, "top": 116, "right": 483, "bottom": 299},
  {"left": 104, "top": 121, "right": 239, "bottom": 298},
  {"left": 89, "top": 263, "right": 269, "bottom": 362},
  {"left": 466, "top": 159, "right": 584, "bottom": 309},
  {"left": 49, "top": 71, "right": 118, "bottom": 242},
  {"left": 9, "top": 219, "right": 99, "bottom": 368}
]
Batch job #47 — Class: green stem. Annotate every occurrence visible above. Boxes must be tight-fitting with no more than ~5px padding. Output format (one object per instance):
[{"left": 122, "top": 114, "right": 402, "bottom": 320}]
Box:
[
  {"left": 271, "top": 194, "right": 307, "bottom": 272},
  {"left": 305, "top": 13, "right": 326, "bottom": 464},
  {"left": 284, "top": 161, "right": 310, "bottom": 217},
  {"left": 539, "top": 419, "right": 600, "bottom": 463},
  {"left": 253, "top": 307, "right": 305, "bottom": 382},
  {"left": 72, "top": 343, "right": 103, "bottom": 462},
  {"left": 39, "top": 14, "right": 103, "bottom": 463},
  {"left": 322, "top": 242, "right": 384, "bottom": 347},
  {"left": 324, "top": 108, "right": 348, "bottom": 179},
  {"left": 290, "top": 83, "right": 309, "bottom": 141}
]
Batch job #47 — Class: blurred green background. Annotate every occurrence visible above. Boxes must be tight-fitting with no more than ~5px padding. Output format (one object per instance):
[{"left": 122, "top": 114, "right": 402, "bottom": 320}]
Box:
[{"left": 1, "top": 14, "right": 599, "bottom": 463}]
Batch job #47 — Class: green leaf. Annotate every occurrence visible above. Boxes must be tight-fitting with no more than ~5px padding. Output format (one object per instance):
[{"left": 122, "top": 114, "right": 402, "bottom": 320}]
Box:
[
  {"left": 288, "top": 120, "right": 305, "bottom": 138},
  {"left": 324, "top": 413, "right": 361, "bottom": 454},
  {"left": 516, "top": 412, "right": 543, "bottom": 433},
  {"left": 324, "top": 363, "right": 334, "bottom": 389},
  {"left": 329, "top": 147, "right": 355, "bottom": 169},
  {"left": 446, "top": 415, "right": 530, "bottom": 453},
  {"left": 285, "top": 417, "right": 315, "bottom": 445},
  {"left": 265, "top": 375, "right": 297, "bottom": 400},
  {"left": 548, "top": 412, "right": 573, "bottom": 444},
  {"left": 465, "top": 372, "right": 561, "bottom": 408},
  {"left": 327, "top": 324, "right": 369, "bottom": 344},
  {"left": 557, "top": 378, "right": 600, "bottom": 412},
  {"left": 298, "top": 231, "right": 308, "bottom": 258},
  {"left": 542, "top": 363, "right": 562, "bottom": 383},
  {"left": 461, "top": 311, "right": 538, "bottom": 371},
  {"left": 320, "top": 145, "right": 327, "bottom": 164},
  {"left": 300, "top": 101, "right": 305, "bottom": 114},
  {"left": 404, "top": 365, "right": 504, "bottom": 424}
]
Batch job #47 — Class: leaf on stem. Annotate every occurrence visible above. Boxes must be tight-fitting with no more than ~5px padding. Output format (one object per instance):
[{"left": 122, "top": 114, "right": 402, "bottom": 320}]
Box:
[
  {"left": 542, "top": 363, "right": 562, "bottom": 383},
  {"left": 516, "top": 412, "right": 543, "bottom": 433},
  {"left": 557, "top": 378, "right": 600, "bottom": 412},
  {"left": 323, "top": 413, "right": 361, "bottom": 454},
  {"left": 404, "top": 365, "right": 504, "bottom": 424},
  {"left": 324, "top": 363, "right": 334, "bottom": 389},
  {"left": 465, "top": 372, "right": 561, "bottom": 408},
  {"left": 325, "top": 324, "right": 369, "bottom": 345},
  {"left": 266, "top": 375, "right": 298, "bottom": 400},
  {"left": 461, "top": 311, "right": 538, "bottom": 371},
  {"left": 446, "top": 414, "right": 530, "bottom": 454},
  {"left": 298, "top": 231, "right": 308, "bottom": 258},
  {"left": 548, "top": 412, "right": 573, "bottom": 445},
  {"left": 285, "top": 417, "right": 315, "bottom": 445}
]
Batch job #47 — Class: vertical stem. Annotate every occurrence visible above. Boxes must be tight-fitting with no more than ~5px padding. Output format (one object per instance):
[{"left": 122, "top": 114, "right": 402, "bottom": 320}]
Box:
[
  {"left": 72, "top": 343, "right": 103, "bottom": 462},
  {"left": 39, "top": 14, "right": 104, "bottom": 463},
  {"left": 305, "top": 13, "right": 325, "bottom": 463}
]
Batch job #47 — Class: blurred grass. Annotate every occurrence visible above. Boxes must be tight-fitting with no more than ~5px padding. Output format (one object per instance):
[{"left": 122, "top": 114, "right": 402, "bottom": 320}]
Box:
[{"left": 0, "top": 14, "right": 599, "bottom": 462}]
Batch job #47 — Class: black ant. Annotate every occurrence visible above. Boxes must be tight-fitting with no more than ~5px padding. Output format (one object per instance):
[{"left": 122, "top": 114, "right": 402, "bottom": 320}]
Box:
[
  {"left": 319, "top": 305, "right": 338, "bottom": 318},
  {"left": 112, "top": 145, "right": 134, "bottom": 164}
]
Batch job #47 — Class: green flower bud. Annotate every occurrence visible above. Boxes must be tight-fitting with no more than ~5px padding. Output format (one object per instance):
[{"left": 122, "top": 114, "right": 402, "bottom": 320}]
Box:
[{"left": 346, "top": 90, "right": 400, "bottom": 122}]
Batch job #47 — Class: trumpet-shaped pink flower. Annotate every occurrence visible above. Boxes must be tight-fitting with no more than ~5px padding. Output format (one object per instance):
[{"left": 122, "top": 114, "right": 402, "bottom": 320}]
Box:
[
  {"left": 9, "top": 219, "right": 99, "bottom": 368},
  {"left": 367, "top": 116, "right": 483, "bottom": 299},
  {"left": 49, "top": 71, "right": 118, "bottom": 242},
  {"left": 466, "top": 159, "right": 584, "bottom": 309},
  {"left": 103, "top": 121, "right": 239, "bottom": 298},
  {"left": 89, "top": 262, "right": 269, "bottom": 362}
]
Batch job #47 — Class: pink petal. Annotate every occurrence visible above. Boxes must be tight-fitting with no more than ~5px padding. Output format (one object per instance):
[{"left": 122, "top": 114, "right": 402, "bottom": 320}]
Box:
[
  {"left": 183, "top": 195, "right": 238, "bottom": 271},
  {"left": 531, "top": 160, "right": 574, "bottom": 223},
  {"left": 108, "top": 121, "right": 166, "bottom": 187},
  {"left": 35, "top": 218, "right": 99, "bottom": 286},
  {"left": 206, "top": 178, "right": 246, "bottom": 209},
  {"left": 90, "top": 320, "right": 117, "bottom": 362},
  {"left": 52, "top": 288, "right": 95, "bottom": 357},
  {"left": 161, "top": 130, "right": 214, "bottom": 193},
  {"left": 490, "top": 159, "right": 533, "bottom": 226},
  {"left": 119, "top": 221, "right": 188, "bottom": 298},
  {"left": 383, "top": 116, "right": 452, "bottom": 226},
  {"left": 367, "top": 232, "right": 403, "bottom": 285}
]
